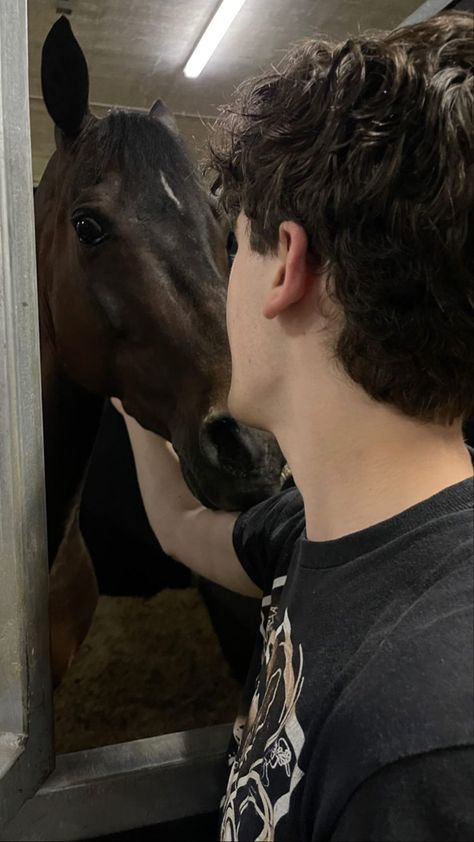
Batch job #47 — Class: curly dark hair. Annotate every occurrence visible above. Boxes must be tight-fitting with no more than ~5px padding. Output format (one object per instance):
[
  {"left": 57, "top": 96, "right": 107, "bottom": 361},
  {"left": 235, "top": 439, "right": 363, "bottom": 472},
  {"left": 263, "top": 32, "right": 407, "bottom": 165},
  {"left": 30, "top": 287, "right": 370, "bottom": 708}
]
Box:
[{"left": 208, "top": 12, "right": 474, "bottom": 425}]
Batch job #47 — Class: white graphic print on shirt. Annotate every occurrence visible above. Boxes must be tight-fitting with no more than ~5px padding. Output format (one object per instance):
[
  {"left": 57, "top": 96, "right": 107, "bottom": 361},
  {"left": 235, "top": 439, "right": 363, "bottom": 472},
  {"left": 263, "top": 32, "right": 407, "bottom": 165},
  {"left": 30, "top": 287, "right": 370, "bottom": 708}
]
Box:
[{"left": 221, "top": 575, "right": 306, "bottom": 841}]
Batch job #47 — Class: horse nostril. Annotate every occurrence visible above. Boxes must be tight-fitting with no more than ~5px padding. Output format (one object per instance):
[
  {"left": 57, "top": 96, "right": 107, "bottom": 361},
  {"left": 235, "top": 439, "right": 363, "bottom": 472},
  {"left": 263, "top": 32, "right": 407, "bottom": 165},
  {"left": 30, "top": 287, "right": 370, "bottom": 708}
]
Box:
[{"left": 200, "top": 415, "right": 256, "bottom": 477}]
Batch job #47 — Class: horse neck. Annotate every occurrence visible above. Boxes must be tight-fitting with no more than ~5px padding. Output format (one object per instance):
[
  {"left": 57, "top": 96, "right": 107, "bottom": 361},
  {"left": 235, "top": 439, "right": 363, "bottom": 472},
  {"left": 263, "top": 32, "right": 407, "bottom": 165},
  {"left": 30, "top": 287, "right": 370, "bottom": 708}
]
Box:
[
  {"left": 36, "top": 159, "right": 104, "bottom": 563},
  {"left": 41, "top": 340, "right": 103, "bottom": 565}
]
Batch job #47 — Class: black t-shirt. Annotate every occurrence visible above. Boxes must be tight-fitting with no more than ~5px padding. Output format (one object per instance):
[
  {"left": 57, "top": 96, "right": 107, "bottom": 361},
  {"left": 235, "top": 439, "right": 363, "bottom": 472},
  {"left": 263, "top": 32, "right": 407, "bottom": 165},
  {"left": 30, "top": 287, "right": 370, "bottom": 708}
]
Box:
[{"left": 220, "top": 450, "right": 474, "bottom": 841}]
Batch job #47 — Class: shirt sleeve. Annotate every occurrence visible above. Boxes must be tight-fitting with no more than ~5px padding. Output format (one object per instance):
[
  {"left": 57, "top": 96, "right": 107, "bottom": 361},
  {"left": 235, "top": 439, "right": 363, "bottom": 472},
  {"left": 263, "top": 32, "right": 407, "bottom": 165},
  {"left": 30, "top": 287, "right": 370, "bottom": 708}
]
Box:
[
  {"left": 232, "top": 487, "right": 305, "bottom": 591},
  {"left": 330, "top": 746, "right": 474, "bottom": 842}
]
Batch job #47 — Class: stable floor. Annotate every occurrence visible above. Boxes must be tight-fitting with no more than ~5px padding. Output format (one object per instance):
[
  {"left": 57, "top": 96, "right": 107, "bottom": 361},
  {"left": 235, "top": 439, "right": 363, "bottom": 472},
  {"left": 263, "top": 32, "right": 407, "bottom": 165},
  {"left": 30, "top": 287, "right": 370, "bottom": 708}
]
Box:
[{"left": 55, "top": 588, "right": 240, "bottom": 753}]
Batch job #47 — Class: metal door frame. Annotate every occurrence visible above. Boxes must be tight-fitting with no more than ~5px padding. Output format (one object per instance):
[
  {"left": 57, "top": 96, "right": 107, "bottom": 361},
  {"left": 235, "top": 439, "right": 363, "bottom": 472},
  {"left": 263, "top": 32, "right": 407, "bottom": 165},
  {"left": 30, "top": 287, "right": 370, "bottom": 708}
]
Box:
[{"left": 0, "top": 0, "right": 53, "bottom": 831}]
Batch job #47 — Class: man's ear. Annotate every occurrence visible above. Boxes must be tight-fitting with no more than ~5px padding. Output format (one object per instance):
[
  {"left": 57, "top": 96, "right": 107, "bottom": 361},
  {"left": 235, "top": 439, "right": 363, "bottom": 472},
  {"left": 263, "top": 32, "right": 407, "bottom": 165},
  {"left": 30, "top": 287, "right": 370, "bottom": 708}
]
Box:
[
  {"left": 263, "top": 222, "right": 311, "bottom": 320},
  {"left": 41, "top": 16, "right": 90, "bottom": 145}
]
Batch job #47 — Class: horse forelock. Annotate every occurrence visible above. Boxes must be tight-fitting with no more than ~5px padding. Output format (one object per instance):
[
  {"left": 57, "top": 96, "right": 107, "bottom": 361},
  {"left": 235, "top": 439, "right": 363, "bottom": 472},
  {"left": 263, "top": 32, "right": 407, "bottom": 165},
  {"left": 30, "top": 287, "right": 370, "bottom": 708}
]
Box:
[{"left": 76, "top": 109, "right": 195, "bottom": 192}]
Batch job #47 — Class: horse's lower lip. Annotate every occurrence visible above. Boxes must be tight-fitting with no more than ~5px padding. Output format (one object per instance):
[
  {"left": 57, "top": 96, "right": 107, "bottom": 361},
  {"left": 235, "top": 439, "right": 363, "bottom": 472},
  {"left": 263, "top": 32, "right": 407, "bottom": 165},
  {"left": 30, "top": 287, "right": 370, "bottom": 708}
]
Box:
[
  {"left": 178, "top": 459, "right": 216, "bottom": 509},
  {"left": 175, "top": 442, "right": 289, "bottom": 509},
  {"left": 180, "top": 461, "right": 288, "bottom": 513}
]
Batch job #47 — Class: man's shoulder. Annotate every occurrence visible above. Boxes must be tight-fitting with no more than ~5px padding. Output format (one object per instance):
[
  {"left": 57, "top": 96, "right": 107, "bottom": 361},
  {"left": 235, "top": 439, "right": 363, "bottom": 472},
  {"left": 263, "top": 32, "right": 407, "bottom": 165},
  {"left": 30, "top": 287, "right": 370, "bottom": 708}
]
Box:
[
  {"left": 238, "top": 485, "right": 304, "bottom": 531},
  {"left": 318, "top": 554, "right": 473, "bottom": 772},
  {"left": 233, "top": 486, "right": 305, "bottom": 591}
]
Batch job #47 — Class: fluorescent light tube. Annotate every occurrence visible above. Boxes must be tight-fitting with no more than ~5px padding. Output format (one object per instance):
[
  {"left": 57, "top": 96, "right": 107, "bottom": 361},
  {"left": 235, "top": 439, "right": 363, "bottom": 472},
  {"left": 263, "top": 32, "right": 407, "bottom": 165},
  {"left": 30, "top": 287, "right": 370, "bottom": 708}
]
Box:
[{"left": 184, "top": 0, "right": 247, "bottom": 78}]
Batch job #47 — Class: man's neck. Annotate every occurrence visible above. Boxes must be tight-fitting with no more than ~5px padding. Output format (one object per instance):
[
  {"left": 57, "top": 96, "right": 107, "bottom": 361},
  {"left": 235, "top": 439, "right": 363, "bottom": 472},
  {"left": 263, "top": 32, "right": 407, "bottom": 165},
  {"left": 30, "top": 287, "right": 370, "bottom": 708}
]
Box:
[{"left": 275, "top": 381, "right": 473, "bottom": 543}]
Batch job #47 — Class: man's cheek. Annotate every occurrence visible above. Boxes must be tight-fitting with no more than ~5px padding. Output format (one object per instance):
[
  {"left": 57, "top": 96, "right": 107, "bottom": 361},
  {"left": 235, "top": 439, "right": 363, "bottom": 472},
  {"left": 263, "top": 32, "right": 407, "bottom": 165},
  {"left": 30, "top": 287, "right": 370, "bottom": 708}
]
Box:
[{"left": 226, "top": 281, "right": 240, "bottom": 341}]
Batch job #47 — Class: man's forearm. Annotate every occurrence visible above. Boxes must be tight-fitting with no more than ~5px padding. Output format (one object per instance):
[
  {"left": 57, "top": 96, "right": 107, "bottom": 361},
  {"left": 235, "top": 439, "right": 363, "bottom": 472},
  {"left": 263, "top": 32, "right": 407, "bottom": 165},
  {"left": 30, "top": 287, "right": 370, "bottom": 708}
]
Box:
[
  {"left": 122, "top": 413, "right": 201, "bottom": 557},
  {"left": 120, "top": 410, "right": 260, "bottom": 596}
]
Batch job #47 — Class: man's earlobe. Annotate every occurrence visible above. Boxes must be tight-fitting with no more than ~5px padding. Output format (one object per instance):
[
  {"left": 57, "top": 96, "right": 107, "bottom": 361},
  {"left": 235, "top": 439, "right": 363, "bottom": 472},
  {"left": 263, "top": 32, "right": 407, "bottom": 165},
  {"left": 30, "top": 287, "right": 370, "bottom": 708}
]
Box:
[
  {"left": 263, "top": 265, "right": 288, "bottom": 319},
  {"left": 263, "top": 222, "right": 310, "bottom": 319}
]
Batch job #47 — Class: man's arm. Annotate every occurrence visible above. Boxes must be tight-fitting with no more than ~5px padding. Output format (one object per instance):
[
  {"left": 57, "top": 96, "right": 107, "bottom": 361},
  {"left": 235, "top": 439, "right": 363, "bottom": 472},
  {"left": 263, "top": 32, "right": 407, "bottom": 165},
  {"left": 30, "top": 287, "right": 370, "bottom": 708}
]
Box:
[{"left": 116, "top": 404, "right": 261, "bottom": 598}]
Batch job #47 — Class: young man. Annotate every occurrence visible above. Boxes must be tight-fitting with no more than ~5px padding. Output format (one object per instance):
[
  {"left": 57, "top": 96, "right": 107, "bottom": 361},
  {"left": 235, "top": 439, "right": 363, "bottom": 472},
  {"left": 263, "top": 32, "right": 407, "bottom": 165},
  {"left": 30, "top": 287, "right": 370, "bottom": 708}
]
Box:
[{"left": 114, "top": 12, "right": 474, "bottom": 841}]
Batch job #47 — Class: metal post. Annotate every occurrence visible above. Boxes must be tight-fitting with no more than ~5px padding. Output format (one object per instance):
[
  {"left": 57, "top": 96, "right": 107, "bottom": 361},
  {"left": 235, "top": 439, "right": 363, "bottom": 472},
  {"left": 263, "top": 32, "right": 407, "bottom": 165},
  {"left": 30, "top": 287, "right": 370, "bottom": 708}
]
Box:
[
  {"left": 398, "top": 0, "right": 451, "bottom": 25},
  {"left": 0, "top": 0, "right": 53, "bottom": 833}
]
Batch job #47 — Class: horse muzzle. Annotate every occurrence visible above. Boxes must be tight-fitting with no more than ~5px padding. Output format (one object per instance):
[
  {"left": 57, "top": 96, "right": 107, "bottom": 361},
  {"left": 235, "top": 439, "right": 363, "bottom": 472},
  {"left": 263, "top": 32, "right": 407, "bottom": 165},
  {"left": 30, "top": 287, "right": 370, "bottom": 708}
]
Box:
[{"left": 178, "top": 413, "right": 287, "bottom": 511}]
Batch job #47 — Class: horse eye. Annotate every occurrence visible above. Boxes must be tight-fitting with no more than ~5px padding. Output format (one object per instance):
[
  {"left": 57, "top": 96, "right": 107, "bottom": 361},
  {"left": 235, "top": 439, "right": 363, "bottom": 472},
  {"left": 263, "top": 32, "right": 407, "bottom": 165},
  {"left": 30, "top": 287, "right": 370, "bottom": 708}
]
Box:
[
  {"left": 73, "top": 215, "right": 107, "bottom": 245},
  {"left": 227, "top": 231, "right": 238, "bottom": 268}
]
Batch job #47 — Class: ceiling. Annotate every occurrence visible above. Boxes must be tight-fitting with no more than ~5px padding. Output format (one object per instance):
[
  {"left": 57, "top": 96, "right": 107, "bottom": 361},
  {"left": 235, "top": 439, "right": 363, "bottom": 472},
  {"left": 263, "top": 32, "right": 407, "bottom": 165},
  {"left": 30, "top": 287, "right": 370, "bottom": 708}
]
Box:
[{"left": 28, "top": 0, "right": 423, "bottom": 183}]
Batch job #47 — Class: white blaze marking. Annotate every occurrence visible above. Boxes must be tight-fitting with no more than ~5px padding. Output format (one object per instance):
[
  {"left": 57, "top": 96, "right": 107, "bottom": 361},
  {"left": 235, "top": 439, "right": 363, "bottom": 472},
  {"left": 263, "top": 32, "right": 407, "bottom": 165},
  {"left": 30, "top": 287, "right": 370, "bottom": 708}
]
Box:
[{"left": 160, "top": 171, "right": 182, "bottom": 210}]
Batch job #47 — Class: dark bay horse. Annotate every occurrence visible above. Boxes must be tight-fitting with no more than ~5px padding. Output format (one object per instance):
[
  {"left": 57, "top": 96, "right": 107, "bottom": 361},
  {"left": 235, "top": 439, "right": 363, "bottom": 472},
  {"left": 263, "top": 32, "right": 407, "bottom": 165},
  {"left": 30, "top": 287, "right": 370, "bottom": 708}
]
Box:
[{"left": 37, "top": 17, "right": 284, "bottom": 684}]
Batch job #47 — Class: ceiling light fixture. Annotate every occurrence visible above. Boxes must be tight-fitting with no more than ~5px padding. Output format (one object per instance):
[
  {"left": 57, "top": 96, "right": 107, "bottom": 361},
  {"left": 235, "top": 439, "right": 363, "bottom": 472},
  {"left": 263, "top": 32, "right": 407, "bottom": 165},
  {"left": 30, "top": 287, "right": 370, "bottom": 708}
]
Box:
[{"left": 184, "top": 0, "right": 247, "bottom": 79}]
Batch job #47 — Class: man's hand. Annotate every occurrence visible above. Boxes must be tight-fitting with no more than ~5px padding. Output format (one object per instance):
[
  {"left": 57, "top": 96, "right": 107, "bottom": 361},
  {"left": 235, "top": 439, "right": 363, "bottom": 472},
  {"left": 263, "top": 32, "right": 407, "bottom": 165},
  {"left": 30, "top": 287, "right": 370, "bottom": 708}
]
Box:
[
  {"left": 112, "top": 398, "right": 203, "bottom": 515},
  {"left": 111, "top": 399, "right": 261, "bottom": 598}
]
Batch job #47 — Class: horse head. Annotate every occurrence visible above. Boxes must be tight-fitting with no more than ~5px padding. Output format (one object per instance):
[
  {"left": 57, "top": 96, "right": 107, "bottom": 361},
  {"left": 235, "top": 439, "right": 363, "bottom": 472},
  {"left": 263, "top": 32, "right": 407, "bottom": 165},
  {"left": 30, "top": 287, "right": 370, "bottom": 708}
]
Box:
[{"left": 36, "top": 17, "right": 285, "bottom": 512}]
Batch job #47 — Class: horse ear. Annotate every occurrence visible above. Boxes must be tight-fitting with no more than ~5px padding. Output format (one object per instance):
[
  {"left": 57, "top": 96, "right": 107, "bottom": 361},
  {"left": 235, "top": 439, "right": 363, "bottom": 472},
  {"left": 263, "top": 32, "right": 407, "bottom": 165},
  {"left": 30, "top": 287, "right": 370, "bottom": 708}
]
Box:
[
  {"left": 41, "top": 16, "right": 90, "bottom": 141},
  {"left": 149, "top": 99, "right": 179, "bottom": 136}
]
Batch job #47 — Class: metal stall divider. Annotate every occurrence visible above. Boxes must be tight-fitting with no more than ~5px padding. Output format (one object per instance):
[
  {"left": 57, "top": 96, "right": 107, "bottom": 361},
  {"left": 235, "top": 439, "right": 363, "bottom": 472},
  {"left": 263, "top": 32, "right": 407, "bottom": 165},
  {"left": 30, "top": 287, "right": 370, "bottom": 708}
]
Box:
[
  {"left": 0, "top": 0, "right": 54, "bottom": 833},
  {"left": 0, "top": 1, "right": 229, "bottom": 839}
]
